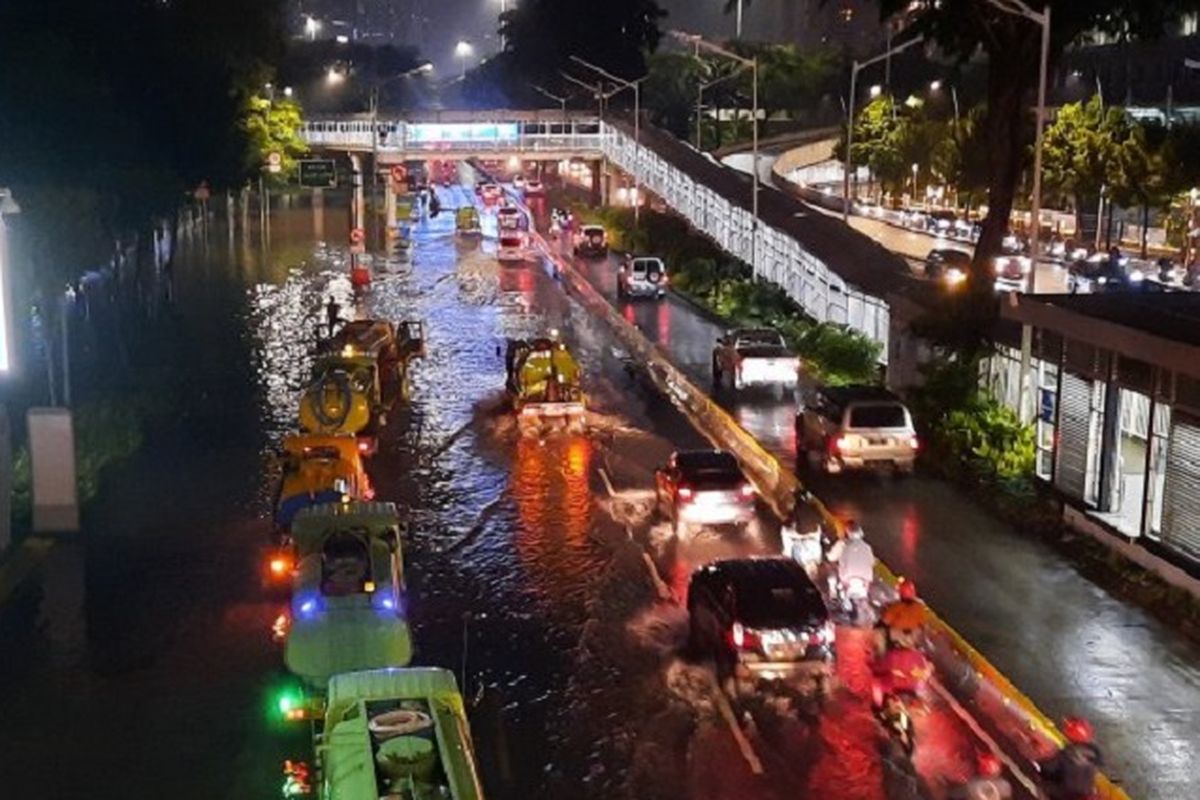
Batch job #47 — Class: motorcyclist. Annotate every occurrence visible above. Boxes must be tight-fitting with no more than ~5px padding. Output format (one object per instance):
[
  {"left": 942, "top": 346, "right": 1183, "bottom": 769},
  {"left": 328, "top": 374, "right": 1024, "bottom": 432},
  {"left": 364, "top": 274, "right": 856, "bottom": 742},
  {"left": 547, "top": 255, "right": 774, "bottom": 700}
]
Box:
[
  {"left": 828, "top": 520, "right": 874, "bottom": 590},
  {"left": 1039, "top": 717, "right": 1103, "bottom": 800},
  {"left": 950, "top": 752, "right": 1013, "bottom": 800},
  {"left": 877, "top": 577, "right": 928, "bottom": 652},
  {"left": 782, "top": 489, "right": 825, "bottom": 579},
  {"left": 871, "top": 640, "right": 932, "bottom": 706}
]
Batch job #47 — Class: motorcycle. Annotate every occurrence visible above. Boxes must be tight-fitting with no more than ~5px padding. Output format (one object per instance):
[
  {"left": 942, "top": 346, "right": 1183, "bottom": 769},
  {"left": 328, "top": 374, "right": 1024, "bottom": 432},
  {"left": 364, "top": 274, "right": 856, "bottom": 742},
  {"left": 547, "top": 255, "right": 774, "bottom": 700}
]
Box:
[
  {"left": 872, "top": 644, "right": 932, "bottom": 705},
  {"left": 783, "top": 525, "right": 823, "bottom": 581},
  {"left": 874, "top": 692, "right": 915, "bottom": 759},
  {"left": 832, "top": 573, "right": 873, "bottom": 625}
]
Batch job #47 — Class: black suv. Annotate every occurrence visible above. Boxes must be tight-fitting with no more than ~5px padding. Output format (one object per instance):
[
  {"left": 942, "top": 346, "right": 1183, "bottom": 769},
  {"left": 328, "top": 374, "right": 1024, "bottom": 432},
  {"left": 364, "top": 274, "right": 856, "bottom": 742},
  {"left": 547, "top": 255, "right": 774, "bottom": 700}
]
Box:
[{"left": 688, "top": 557, "right": 834, "bottom": 696}]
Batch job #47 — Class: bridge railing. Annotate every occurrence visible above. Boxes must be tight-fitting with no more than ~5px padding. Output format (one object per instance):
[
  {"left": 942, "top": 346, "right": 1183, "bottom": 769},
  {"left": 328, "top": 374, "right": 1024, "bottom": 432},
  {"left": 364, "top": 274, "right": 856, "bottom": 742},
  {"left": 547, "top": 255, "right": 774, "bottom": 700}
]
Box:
[{"left": 599, "top": 122, "right": 892, "bottom": 357}]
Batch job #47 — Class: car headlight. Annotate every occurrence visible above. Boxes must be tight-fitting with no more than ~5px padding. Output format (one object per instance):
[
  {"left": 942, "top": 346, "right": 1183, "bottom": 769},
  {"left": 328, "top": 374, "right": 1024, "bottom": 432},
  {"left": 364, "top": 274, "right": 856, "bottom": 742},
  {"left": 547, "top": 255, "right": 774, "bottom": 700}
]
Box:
[{"left": 1129, "top": 269, "right": 1145, "bottom": 282}]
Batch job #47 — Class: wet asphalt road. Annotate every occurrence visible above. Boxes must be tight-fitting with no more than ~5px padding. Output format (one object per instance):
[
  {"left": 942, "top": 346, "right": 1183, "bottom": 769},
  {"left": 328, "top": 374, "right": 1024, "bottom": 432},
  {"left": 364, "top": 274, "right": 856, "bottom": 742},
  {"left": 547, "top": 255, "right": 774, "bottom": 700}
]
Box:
[
  {"left": 0, "top": 177, "right": 1193, "bottom": 800},
  {"left": 559, "top": 214, "right": 1200, "bottom": 800}
]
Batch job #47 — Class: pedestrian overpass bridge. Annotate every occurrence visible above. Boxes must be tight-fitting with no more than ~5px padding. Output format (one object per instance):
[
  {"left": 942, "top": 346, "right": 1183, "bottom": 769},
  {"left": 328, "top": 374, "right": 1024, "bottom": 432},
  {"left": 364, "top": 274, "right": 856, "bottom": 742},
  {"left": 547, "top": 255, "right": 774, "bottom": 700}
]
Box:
[
  {"left": 302, "top": 111, "right": 912, "bottom": 361},
  {"left": 301, "top": 111, "right": 605, "bottom": 161}
]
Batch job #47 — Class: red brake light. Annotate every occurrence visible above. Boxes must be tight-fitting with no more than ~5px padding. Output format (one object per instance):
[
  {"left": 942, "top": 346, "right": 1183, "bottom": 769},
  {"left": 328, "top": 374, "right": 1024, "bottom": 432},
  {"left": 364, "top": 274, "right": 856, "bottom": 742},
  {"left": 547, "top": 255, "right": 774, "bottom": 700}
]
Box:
[
  {"left": 269, "top": 555, "right": 293, "bottom": 577},
  {"left": 836, "top": 436, "right": 851, "bottom": 452},
  {"left": 740, "top": 482, "right": 755, "bottom": 499},
  {"left": 677, "top": 485, "right": 694, "bottom": 501},
  {"left": 730, "top": 622, "right": 760, "bottom": 650}
]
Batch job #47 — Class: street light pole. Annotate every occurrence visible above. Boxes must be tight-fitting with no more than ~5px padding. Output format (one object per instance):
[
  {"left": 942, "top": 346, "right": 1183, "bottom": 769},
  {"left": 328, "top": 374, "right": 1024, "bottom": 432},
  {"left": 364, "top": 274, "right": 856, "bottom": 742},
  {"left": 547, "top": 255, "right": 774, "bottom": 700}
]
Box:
[
  {"left": 568, "top": 56, "right": 648, "bottom": 226},
  {"left": 736, "top": 0, "right": 743, "bottom": 38},
  {"left": 842, "top": 35, "right": 924, "bottom": 223},
  {"left": 985, "top": 0, "right": 1050, "bottom": 294},
  {"left": 671, "top": 30, "right": 761, "bottom": 276}
]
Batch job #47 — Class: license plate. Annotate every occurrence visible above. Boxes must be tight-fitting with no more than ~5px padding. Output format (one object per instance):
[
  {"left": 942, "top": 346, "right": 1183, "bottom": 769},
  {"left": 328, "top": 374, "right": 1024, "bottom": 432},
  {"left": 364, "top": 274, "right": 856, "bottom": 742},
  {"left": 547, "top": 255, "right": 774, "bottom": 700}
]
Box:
[{"left": 867, "top": 438, "right": 887, "bottom": 446}]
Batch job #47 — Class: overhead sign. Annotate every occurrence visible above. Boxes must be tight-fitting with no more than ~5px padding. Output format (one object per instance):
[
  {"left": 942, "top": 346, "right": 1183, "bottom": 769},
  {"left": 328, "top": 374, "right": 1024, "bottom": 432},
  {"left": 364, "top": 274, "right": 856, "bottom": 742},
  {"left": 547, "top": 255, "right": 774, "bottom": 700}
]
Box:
[
  {"left": 28, "top": 408, "right": 80, "bottom": 532},
  {"left": 299, "top": 159, "right": 338, "bottom": 188},
  {"left": 406, "top": 123, "right": 519, "bottom": 143}
]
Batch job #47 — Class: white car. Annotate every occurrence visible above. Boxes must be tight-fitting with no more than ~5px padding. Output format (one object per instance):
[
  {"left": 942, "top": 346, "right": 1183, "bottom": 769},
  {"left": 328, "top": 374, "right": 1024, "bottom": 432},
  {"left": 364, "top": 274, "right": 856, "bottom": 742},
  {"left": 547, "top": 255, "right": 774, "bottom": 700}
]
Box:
[{"left": 796, "top": 386, "right": 918, "bottom": 475}]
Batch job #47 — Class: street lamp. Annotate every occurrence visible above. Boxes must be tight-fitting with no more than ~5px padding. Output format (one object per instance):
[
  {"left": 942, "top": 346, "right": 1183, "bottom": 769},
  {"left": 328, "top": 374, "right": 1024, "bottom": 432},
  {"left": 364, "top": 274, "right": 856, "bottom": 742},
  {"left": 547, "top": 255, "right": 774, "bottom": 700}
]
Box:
[
  {"left": 869, "top": 84, "right": 882, "bottom": 98},
  {"left": 843, "top": 35, "right": 924, "bottom": 222},
  {"left": 305, "top": 15, "right": 320, "bottom": 41},
  {"left": 530, "top": 84, "right": 571, "bottom": 122},
  {"left": 672, "top": 30, "right": 760, "bottom": 278},
  {"left": 985, "top": 0, "right": 1050, "bottom": 294},
  {"left": 455, "top": 40, "right": 474, "bottom": 79},
  {"left": 569, "top": 56, "right": 649, "bottom": 225},
  {"left": 284, "top": 86, "right": 294, "bottom": 98},
  {"left": 930, "top": 79, "right": 960, "bottom": 124}
]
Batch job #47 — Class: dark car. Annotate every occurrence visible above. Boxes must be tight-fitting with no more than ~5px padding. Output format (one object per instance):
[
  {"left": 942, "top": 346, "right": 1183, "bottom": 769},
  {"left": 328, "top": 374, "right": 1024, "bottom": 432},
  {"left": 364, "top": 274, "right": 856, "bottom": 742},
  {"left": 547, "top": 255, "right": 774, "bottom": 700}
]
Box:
[
  {"left": 924, "top": 248, "right": 971, "bottom": 283},
  {"left": 688, "top": 557, "right": 834, "bottom": 696},
  {"left": 655, "top": 450, "right": 756, "bottom": 538}
]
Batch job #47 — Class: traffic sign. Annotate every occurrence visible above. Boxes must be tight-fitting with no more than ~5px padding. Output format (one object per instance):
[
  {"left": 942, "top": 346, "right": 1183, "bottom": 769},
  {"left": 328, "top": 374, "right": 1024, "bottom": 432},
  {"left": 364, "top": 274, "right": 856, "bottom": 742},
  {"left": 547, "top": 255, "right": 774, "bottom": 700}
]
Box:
[
  {"left": 267, "top": 151, "right": 282, "bottom": 174},
  {"left": 299, "top": 159, "right": 337, "bottom": 188}
]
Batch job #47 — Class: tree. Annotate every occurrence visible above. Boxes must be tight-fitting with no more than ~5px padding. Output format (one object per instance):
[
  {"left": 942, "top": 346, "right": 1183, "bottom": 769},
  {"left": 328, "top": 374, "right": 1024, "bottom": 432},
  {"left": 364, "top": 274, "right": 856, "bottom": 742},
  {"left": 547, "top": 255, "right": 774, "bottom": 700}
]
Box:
[
  {"left": 877, "top": 0, "right": 1200, "bottom": 304},
  {"left": 1112, "top": 123, "right": 1170, "bottom": 257},
  {"left": 643, "top": 53, "right": 705, "bottom": 140},
  {"left": 241, "top": 96, "right": 309, "bottom": 185},
  {"left": 930, "top": 106, "right": 990, "bottom": 211},
  {"left": 1041, "top": 96, "right": 1132, "bottom": 233}
]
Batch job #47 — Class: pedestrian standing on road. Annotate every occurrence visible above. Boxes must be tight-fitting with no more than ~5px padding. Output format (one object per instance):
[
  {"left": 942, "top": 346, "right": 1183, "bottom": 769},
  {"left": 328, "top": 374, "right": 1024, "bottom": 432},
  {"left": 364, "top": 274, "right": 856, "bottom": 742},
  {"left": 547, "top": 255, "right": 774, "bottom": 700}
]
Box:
[{"left": 325, "top": 296, "right": 342, "bottom": 338}]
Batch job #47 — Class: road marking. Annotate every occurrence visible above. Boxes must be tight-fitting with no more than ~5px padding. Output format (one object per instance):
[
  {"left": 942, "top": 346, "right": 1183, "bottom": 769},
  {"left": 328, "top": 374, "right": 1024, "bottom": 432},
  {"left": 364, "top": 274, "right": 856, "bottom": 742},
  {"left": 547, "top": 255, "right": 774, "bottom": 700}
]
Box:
[
  {"left": 598, "top": 467, "right": 617, "bottom": 498},
  {"left": 930, "top": 678, "right": 1041, "bottom": 798},
  {"left": 714, "top": 689, "right": 765, "bottom": 775}
]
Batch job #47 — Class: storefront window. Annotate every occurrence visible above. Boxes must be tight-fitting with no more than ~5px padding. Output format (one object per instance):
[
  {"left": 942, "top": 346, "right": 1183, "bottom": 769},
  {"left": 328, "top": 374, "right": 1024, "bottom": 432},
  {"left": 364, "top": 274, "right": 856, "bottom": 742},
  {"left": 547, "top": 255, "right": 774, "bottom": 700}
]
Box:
[{"left": 1036, "top": 360, "right": 1058, "bottom": 480}]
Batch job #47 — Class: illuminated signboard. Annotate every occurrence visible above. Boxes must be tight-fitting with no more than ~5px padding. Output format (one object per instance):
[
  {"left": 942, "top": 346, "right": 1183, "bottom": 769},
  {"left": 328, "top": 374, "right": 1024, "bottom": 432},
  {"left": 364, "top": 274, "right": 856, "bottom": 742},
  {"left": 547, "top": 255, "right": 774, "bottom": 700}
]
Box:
[{"left": 406, "top": 123, "right": 519, "bottom": 143}]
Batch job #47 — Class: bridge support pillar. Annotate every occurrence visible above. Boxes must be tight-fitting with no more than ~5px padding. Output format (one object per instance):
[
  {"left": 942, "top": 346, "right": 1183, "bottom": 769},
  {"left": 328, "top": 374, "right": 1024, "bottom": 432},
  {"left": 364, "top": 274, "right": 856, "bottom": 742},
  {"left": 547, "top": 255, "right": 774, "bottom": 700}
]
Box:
[{"left": 384, "top": 183, "right": 397, "bottom": 237}]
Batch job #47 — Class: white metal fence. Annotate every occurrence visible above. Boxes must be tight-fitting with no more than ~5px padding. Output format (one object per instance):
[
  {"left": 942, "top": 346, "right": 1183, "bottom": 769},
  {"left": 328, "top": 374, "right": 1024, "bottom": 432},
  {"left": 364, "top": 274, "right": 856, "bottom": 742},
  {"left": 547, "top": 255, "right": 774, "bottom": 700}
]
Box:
[{"left": 600, "top": 124, "right": 891, "bottom": 358}]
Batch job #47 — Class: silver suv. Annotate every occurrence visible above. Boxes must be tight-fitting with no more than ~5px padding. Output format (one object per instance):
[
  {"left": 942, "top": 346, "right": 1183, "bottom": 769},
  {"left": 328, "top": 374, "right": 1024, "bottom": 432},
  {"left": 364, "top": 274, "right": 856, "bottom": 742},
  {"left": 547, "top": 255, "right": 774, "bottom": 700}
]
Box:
[
  {"left": 617, "top": 256, "right": 668, "bottom": 299},
  {"left": 796, "top": 386, "right": 917, "bottom": 475}
]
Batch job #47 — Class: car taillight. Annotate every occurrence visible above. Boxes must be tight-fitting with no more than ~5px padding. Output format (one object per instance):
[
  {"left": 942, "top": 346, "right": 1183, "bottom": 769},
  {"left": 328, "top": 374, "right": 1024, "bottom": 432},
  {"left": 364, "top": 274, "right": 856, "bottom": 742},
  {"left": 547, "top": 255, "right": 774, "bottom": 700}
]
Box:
[
  {"left": 730, "top": 622, "right": 760, "bottom": 650},
  {"left": 908, "top": 436, "right": 919, "bottom": 450},
  {"left": 811, "top": 621, "right": 835, "bottom": 646},
  {"left": 740, "top": 482, "right": 755, "bottom": 499},
  {"left": 677, "top": 485, "right": 694, "bottom": 501},
  {"left": 268, "top": 553, "right": 294, "bottom": 578}
]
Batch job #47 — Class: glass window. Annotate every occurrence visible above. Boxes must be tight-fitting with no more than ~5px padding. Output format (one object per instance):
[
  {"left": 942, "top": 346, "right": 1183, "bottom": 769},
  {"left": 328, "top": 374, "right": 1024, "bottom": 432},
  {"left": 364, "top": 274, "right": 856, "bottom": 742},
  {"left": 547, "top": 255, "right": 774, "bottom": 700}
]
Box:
[{"left": 1146, "top": 403, "right": 1172, "bottom": 538}]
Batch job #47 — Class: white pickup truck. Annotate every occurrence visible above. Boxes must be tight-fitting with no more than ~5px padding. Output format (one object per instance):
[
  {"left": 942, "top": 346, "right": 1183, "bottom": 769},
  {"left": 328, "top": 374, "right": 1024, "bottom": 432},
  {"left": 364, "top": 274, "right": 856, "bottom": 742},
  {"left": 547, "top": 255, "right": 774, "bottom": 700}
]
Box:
[{"left": 711, "top": 328, "right": 799, "bottom": 394}]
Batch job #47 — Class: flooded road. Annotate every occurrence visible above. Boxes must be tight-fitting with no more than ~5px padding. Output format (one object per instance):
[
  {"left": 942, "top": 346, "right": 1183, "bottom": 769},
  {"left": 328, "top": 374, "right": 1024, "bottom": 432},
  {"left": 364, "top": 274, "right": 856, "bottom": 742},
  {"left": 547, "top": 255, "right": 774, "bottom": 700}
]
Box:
[{"left": 2, "top": 174, "right": 1184, "bottom": 800}]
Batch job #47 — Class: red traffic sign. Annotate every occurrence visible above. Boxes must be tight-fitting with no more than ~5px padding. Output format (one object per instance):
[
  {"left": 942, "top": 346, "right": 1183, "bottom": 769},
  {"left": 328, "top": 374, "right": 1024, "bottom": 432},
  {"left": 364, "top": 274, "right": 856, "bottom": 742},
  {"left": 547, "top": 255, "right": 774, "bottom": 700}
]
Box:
[
  {"left": 390, "top": 165, "right": 408, "bottom": 182},
  {"left": 349, "top": 227, "right": 365, "bottom": 245}
]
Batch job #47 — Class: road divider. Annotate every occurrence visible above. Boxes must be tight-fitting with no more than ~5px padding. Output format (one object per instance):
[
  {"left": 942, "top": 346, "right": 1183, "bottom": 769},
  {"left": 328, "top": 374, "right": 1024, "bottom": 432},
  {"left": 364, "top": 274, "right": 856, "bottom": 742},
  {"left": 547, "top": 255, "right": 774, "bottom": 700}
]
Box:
[{"left": 530, "top": 226, "right": 1132, "bottom": 800}]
